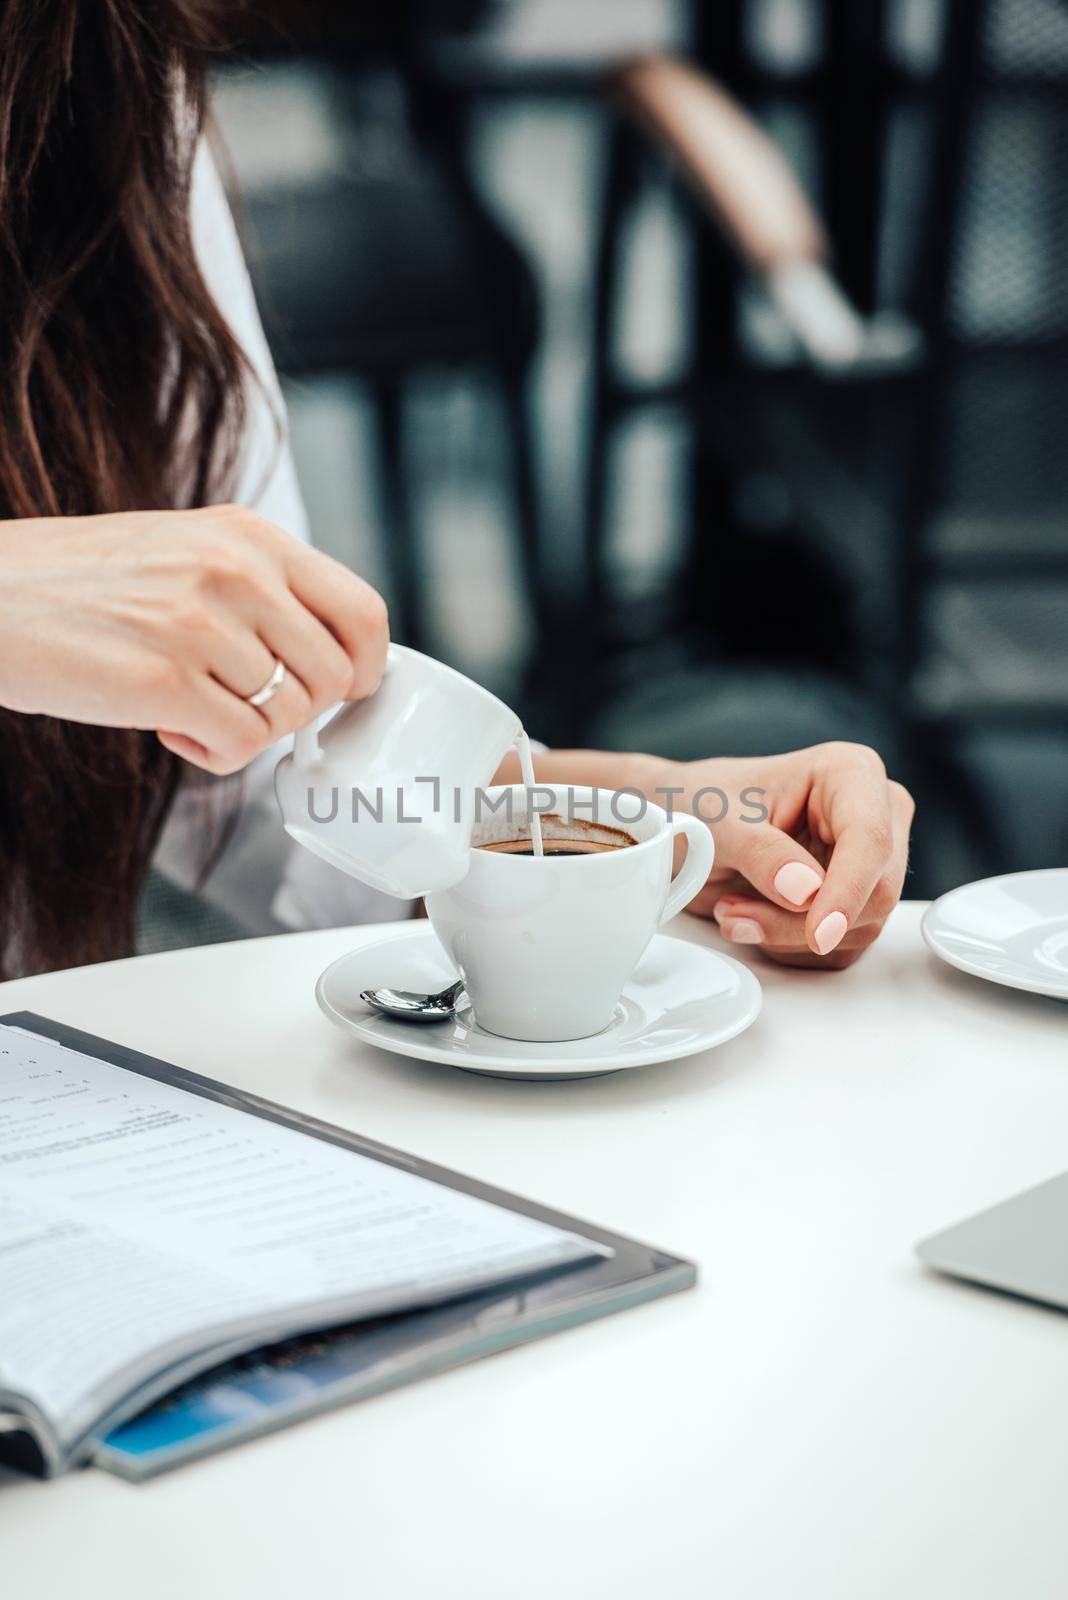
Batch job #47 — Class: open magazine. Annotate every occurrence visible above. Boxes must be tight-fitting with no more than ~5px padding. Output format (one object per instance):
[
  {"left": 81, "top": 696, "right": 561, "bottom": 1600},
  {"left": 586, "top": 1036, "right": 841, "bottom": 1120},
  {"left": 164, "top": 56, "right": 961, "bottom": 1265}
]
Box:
[{"left": 0, "top": 1014, "right": 693, "bottom": 1478}]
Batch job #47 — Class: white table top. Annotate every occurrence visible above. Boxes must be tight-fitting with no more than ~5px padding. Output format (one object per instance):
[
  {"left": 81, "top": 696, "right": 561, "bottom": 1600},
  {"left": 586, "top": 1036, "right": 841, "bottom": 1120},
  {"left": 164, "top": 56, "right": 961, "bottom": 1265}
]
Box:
[{"left": 3, "top": 904, "right": 1066, "bottom": 1599}]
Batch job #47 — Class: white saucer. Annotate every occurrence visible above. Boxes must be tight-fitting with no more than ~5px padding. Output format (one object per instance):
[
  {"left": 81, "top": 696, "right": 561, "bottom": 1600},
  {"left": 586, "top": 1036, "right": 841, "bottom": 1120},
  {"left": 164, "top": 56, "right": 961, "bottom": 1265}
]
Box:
[
  {"left": 316, "top": 925, "right": 762, "bottom": 1079},
  {"left": 922, "top": 868, "right": 1068, "bottom": 1002}
]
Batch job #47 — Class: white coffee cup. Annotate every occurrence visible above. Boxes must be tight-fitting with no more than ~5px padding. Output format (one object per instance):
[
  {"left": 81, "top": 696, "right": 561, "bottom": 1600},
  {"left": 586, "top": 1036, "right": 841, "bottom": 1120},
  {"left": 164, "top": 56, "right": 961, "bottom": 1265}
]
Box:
[
  {"left": 274, "top": 645, "right": 522, "bottom": 898},
  {"left": 424, "top": 784, "right": 714, "bottom": 1042}
]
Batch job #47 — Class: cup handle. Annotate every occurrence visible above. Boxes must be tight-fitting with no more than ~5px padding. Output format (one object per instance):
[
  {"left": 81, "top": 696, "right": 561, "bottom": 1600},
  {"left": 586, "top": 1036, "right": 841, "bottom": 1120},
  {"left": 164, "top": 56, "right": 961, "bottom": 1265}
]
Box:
[
  {"left": 293, "top": 724, "right": 321, "bottom": 771},
  {"left": 659, "top": 813, "right": 715, "bottom": 925},
  {"left": 293, "top": 644, "right": 400, "bottom": 771}
]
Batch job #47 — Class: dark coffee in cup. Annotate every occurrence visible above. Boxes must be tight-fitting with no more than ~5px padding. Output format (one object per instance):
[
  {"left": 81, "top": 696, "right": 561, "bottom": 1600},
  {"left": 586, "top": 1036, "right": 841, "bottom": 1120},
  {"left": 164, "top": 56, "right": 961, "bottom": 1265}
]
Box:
[
  {"left": 479, "top": 838, "right": 628, "bottom": 857},
  {"left": 477, "top": 814, "right": 636, "bottom": 858}
]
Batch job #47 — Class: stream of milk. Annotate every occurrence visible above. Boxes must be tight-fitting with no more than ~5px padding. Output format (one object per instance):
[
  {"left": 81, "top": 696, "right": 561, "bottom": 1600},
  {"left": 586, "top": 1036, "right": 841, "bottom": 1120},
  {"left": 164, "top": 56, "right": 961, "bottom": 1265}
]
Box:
[{"left": 515, "top": 730, "right": 544, "bottom": 857}]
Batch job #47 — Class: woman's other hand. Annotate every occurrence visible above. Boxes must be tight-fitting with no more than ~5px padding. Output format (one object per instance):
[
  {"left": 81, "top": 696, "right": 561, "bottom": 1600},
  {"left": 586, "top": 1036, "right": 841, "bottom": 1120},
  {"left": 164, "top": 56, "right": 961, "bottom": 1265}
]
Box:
[
  {"left": 0, "top": 506, "right": 389, "bottom": 774},
  {"left": 651, "top": 744, "right": 914, "bottom": 968}
]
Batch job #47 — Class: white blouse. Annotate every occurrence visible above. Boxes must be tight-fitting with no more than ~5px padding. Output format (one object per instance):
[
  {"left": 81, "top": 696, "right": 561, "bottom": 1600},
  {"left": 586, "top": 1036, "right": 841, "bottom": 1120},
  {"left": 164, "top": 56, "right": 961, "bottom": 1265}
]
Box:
[{"left": 152, "top": 145, "right": 412, "bottom": 936}]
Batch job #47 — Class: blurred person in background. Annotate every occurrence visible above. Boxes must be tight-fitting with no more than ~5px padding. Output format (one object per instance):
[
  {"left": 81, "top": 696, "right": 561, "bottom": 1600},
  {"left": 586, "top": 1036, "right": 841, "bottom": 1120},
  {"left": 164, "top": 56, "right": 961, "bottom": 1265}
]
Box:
[{"left": 0, "top": 0, "right": 911, "bottom": 980}]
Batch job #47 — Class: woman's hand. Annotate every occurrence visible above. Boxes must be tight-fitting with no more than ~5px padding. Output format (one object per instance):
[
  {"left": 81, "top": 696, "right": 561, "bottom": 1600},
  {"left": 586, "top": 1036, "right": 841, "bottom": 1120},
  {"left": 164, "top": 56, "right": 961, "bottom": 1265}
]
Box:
[
  {"left": 648, "top": 744, "right": 914, "bottom": 967},
  {"left": 494, "top": 740, "right": 914, "bottom": 969},
  {"left": 0, "top": 505, "right": 389, "bottom": 774}
]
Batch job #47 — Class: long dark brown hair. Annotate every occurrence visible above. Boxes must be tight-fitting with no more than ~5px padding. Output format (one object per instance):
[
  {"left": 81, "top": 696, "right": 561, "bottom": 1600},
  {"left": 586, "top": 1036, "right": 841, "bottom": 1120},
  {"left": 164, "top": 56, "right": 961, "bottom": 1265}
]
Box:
[{"left": 0, "top": 0, "right": 249, "bottom": 975}]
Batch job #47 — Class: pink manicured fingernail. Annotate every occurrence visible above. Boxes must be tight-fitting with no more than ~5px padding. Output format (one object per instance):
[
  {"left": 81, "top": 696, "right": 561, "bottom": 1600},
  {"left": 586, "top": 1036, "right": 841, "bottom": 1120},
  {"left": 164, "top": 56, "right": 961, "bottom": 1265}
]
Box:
[
  {"left": 814, "top": 911, "right": 848, "bottom": 955},
  {"left": 711, "top": 899, "right": 736, "bottom": 924},
  {"left": 774, "top": 862, "right": 824, "bottom": 906},
  {"left": 724, "top": 918, "right": 764, "bottom": 945}
]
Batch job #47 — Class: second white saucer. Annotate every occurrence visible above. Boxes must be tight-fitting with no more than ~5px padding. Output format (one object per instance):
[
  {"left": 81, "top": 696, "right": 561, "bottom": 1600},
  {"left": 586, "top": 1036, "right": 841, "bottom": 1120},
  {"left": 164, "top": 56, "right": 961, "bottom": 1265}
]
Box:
[
  {"left": 316, "top": 925, "right": 762, "bottom": 1080},
  {"left": 922, "top": 867, "right": 1068, "bottom": 1002}
]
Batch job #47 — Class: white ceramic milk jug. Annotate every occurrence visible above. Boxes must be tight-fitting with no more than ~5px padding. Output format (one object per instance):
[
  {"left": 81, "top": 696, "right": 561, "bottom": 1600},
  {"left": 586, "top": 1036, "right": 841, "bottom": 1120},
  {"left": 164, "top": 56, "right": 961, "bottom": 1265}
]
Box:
[{"left": 275, "top": 645, "right": 522, "bottom": 898}]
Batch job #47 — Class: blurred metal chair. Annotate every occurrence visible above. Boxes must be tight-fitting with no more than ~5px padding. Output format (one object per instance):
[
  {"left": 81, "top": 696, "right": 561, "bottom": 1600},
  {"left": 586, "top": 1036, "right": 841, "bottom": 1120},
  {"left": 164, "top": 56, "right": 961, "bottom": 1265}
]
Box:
[
  {"left": 230, "top": 4, "right": 543, "bottom": 654},
  {"left": 586, "top": 0, "right": 1068, "bottom": 878}
]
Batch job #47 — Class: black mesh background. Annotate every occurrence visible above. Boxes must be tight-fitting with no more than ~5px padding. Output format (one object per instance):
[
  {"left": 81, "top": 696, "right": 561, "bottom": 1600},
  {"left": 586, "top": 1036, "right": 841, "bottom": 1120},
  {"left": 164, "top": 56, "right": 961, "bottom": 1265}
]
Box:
[{"left": 951, "top": 0, "right": 1068, "bottom": 342}]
